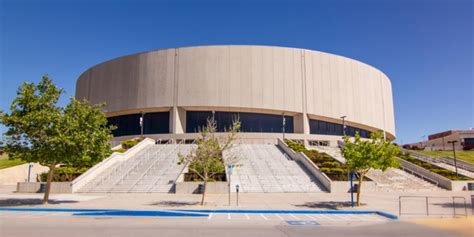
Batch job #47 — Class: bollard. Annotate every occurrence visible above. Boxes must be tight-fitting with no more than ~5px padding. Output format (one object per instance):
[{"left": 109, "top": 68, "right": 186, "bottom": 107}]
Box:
[
  {"left": 471, "top": 195, "right": 474, "bottom": 214},
  {"left": 236, "top": 184, "right": 240, "bottom": 206}
]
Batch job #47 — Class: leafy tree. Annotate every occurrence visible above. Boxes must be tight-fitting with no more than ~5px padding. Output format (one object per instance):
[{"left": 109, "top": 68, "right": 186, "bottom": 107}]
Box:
[
  {"left": 0, "top": 75, "right": 114, "bottom": 204},
  {"left": 179, "top": 118, "right": 240, "bottom": 205},
  {"left": 340, "top": 131, "right": 399, "bottom": 206}
]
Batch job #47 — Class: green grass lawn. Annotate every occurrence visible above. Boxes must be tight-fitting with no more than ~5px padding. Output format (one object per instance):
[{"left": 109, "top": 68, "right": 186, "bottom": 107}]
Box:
[
  {"left": 0, "top": 153, "right": 26, "bottom": 169},
  {"left": 412, "top": 150, "right": 474, "bottom": 164}
]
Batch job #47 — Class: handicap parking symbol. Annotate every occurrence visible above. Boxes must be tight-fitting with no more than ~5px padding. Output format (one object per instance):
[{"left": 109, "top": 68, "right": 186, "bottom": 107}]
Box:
[{"left": 286, "top": 220, "right": 320, "bottom": 226}]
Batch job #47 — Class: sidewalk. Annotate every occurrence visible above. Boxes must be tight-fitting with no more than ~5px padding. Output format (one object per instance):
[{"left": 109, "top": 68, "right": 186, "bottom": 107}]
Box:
[{"left": 0, "top": 185, "right": 472, "bottom": 218}]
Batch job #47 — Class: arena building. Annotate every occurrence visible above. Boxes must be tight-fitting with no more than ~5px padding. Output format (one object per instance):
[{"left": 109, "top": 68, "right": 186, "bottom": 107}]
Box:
[{"left": 75, "top": 45, "right": 395, "bottom": 146}]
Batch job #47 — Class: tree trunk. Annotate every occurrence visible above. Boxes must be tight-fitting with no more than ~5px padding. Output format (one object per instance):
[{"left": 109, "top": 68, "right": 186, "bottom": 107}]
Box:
[
  {"left": 42, "top": 164, "right": 55, "bottom": 204},
  {"left": 356, "top": 174, "right": 363, "bottom": 207},
  {"left": 200, "top": 179, "right": 207, "bottom": 206}
]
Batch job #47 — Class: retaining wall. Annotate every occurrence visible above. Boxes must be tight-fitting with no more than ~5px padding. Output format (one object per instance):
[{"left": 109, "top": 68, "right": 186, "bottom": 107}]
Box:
[{"left": 17, "top": 182, "right": 72, "bottom": 193}]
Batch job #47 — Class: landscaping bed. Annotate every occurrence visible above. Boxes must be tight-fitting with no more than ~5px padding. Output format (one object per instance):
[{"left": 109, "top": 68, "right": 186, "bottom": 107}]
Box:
[
  {"left": 184, "top": 173, "right": 227, "bottom": 182},
  {"left": 285, "top": 140, "right": 350, "bottom": 181},
  {"left": 39, "top": 167, "right": 89, "bottom": 182},
  {"left": 399, "top": 153, "right": 472, "bottom": 181}
]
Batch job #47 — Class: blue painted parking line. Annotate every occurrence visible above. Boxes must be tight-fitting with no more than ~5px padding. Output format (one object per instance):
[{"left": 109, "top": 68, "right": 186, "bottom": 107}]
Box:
[{"left": 0, "top": 207, "right": 208, "bottom": 217}]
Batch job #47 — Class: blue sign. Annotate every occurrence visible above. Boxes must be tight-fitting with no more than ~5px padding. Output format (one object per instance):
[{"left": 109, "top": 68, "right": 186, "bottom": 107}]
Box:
[{"left": 286, "top": 221, "right": 320, "bottom": 226}]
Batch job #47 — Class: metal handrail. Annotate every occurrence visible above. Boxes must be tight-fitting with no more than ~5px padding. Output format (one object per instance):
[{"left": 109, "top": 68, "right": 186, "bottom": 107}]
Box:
[
  {"left": 105, "top": 145, "right": 161, "bottom": 192},
  {"left": 399, "top": 195, "right": 468, "bottom": 217},
  {"left": 93, "top": 146, "right": 151, "bottom": 187},
  {"left": 126, "top": 144, "right": 168, "bottom": 192},
  {"left": 399, "top": 166, "right": 439, "bottom": 187},
  {"left": 147, "top": 145, "right": 182, "bottom": 192}
]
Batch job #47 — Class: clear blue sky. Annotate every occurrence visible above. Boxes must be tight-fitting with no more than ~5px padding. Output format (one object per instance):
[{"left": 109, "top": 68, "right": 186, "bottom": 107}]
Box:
[{"left": 0, "top": 0, "right": 472, "bottom": 144}]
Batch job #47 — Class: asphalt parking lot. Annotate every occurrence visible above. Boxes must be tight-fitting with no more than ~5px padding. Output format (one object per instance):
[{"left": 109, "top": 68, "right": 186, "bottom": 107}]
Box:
[{"left": 0, "top": 209, "right": 470, "bottom": 237}]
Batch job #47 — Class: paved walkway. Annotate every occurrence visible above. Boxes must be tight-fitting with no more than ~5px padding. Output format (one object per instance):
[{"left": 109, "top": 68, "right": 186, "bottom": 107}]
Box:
[{"left": 0, "top": 184, "right": 472, "bottom": 219}]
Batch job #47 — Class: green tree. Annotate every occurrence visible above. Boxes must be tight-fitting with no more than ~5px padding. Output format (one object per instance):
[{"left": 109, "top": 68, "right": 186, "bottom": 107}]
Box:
[
  {"left": 0, "top": 75, "right": 114, "bottom": 204},
  {"left": 179, "top": 118, "right": 240, "bottom": 205},
  {"left": 340, "top": 131, "right": 399, "bottom": 206}
]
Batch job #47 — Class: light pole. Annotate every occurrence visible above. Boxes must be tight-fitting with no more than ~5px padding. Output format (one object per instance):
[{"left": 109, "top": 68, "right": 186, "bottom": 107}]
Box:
[
  {"left": 420, "top": 135, "right": 426, "bottom": 149},
  {"left": 340, "top": 115, "right": 347, "bottom": 137},
  {"left": 448, "top": 140, "right": 458, "bottom": 177},
  {"left": 282, "top": 113, "right": 286, "bottom": 140},
  {"left": 140, "top": 111, "right": 145, "bottom": 139}
]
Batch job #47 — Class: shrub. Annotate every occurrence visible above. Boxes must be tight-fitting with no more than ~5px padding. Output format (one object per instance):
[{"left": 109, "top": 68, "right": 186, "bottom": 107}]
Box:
[
  {"left": 121, "top": 139, "right": 139, "bottom": 149},
  {"left": 39, "top": 167, "right": 88, "bottom": 182},
  {"left": 320, "top": 167, "right": 331, "bottom": 174},
  {"left": 285, "top": 139, "right": 349, "bottom": 181},
  {"left": 329, "top": 168, "right": 346, "bottom": 174},
  {"left": 322, "top": 161, "right": 340, "bottom": 168},
  {"left": 114, "top": 148, "right": 127, "bottom": 153},
  {"left": 285, "top": 139, "right": 306, "bottom": 153}
]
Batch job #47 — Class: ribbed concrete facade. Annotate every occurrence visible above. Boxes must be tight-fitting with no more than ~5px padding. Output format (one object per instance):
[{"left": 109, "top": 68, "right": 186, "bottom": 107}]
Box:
[{"left": 76, "top": 45, "right": 395, "bottom": 144}]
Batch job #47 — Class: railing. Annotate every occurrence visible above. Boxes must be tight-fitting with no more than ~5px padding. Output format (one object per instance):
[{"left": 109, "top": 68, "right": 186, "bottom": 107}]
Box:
[
  {"left": 439, "top": 157, "right": 474, "bottom": 173},
  {"left": 401, "top": 148, "right": 474, "bottom": 173},
  {"left": 397, "top": 158, "right": 453, "bottom": 189},
  {"left": 71, "top": 138, "right": 155, "bottom": 192},
  {"left": 147, "top": 145, "right": 183, "bottom": 192},
  {"left": 173, "top": 140, "right": 197, "bottom": 185},
  {"left": 399, "top": 196, "right": 468, "bottom": 217}
]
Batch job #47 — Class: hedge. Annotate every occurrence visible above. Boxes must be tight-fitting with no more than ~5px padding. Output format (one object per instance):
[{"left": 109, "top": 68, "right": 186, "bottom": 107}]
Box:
[{"left": 39, "top": 167, "right": 88, "bottom": 182}]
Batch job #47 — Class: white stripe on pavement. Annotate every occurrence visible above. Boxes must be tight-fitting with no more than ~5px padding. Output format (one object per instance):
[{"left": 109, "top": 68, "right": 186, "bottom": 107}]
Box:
[{"left": 289, "top": 214, "right": 300, "bottom": 220}]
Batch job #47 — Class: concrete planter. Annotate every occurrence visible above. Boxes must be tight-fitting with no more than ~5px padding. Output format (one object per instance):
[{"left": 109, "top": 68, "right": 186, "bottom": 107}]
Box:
[
  {"left": 17, "top": 182, "right": 72, "bottom": 193},
  {"left": 398, "top": 158, "right": 474, "bottom": 191},
  {"left": 330, "top": 180, "right": 377, "bottom": 193},
  {"left": 277, "top": 139, "right": 376, "bottom": 193},
  {"left": 175, "top": 181, "right": 229, "bottom": 194}
]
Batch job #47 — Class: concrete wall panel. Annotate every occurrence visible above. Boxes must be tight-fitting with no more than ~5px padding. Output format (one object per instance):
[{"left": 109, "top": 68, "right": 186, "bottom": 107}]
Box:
[{"left": 76, "top": 45, "right": 396, "bottom": 139}]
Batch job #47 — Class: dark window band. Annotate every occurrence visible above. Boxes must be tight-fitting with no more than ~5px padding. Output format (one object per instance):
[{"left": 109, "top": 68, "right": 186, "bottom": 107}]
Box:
[
  {"left": 186, "top": 111, "right": 293, "bottom": 133},
  {"left": 107, "top": 112, "right": 170, "bottom": 137},
  {"left": 309, "top": 119, "right": 371, "bottom": 138}
]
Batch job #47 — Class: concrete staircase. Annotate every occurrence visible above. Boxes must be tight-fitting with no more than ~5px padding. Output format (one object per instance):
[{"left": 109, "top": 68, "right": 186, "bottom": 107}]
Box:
[
  {"left": 367, "top": 168, "right": 441, "bottom": 192},
  {"left": 78, "top": 144, "right": 194, "bottom": 193},
  {"left": 224, "top": 144, "right": 325, "bottom": 193},
  {"left": 313, "top": 146, "right": 441, "bottom": 191}
]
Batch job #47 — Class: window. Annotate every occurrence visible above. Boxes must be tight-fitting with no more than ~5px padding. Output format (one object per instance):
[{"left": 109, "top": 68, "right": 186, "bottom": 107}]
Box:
[
  {"left": 107, "top": 112, "right": 170, "bottom": 137},
  {"left": 186, "top": 111, "right": 294, "bottom": 133},
  {"left": 309, "top": 140, "right": 330, "bottom": 146},
  {"left": 309, "top": 119, "right": 371, "bottom": 138}
]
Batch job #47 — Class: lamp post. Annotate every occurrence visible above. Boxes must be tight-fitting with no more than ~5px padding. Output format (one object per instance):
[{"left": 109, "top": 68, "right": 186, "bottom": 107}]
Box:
[
  {"left": 140, "top": 111, "right": 145, "bottom": 139},
  {"left": 447, "top": 141, "right": 458, "bottom": 177},
  {"left": 340, "top": 116, "right": 347, "bottom": 137},
  {"left": 282, "top": 113, "right": 286, "bottom": 140}
]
